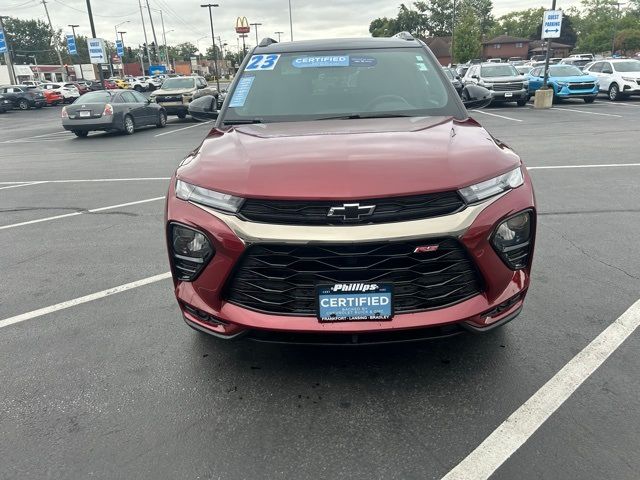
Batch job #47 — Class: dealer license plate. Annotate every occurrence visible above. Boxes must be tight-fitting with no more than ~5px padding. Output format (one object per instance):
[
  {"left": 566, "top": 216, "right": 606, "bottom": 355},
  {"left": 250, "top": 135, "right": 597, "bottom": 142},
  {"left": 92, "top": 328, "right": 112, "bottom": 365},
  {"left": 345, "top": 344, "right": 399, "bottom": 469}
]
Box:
[
  {"left": 79, "top": 110, "right": 91, "bottom": 117},
  {"left": 317, "top": 283, "right": 393, "bottom": 322},
  {"left": 504, "top": 92, "right": 513, "bottom": 98}
]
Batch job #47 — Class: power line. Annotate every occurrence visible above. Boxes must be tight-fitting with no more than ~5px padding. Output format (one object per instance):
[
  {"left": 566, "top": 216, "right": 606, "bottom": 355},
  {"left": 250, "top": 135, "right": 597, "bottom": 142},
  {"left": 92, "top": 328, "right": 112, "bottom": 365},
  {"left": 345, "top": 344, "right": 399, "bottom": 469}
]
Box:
[{"left": 51, "top": 0, "right": 138, "bottom": 18}]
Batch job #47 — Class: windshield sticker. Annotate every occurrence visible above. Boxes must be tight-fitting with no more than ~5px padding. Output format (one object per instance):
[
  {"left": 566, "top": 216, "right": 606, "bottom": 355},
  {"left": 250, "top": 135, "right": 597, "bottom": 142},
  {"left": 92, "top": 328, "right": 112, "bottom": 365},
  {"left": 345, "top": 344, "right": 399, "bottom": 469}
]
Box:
[
  {"left": 416, "top": 63, "right": 428, "bottom": 71},
  {"left": 229, "top": 75, "right": 255, "bottom": 107},
  {"left": 350, "top": 56, "right": 377, "bottom": 67},
  {"left": 292, "top": 56, "right": 350, "bottom": 68},
  {"left": 245, "top": 54, "right": 281, "bottom": 71}
]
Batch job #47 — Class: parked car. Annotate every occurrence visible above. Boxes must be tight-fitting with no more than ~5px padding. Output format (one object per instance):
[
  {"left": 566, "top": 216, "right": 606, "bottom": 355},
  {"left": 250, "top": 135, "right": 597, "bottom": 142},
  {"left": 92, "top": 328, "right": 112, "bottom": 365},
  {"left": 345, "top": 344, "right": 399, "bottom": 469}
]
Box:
[
  {"left": 0, "top": 85, "right": 47, "bottom": 110},
  {"left": 149, "top": 75, "right": 215, "bottom": 118},
  {"left": 569, "top": 53, "right": 594, "bottom": 61},
  {"left": 21, "top": 80, "right": 42, "bottom": 88},
  {"left": 515, "top": 65, "right": 533, "bottom": 76},
  {"left": 147, "top": 76, "right": 163, "bottom": 90},
  {"left": 40, "top": 82, "right": 81, "bottom": 104},
  {"left": 463, "top": 63, "right": 529, "bottom": 106},
  {"left": 455, "top": 65, "right": 470, "bottom": 78},
  {"left": 103, "top": 79, "right": 118, "bottom": 90},
  {"left": 443, "top": 67, "right": 463, "bottom": 96},
  {"left": 558, "top": 58, "right": 591, "bottom": 70},
  {"left": 165, "top": 34, "right": 535, "bottom": 343},
  {"left": 527, "top": 64, "right": 598, "bottom": 103},
  {"left": 69, "top": 81, "right": 89, "bottom": 95},
  {"left": 583, "top": 59, "right": 640, "bottom": 100},
  {"left": 529, "top": 55, "right": 546, "bottom": 62},
  {"left": 487, "top": 58, "right": 502, "bottom": 63},
  {"left": 0, "top": 94, "right": 13, "bottom": 113},
  {"left": 128, "top": 76, "right": 149, "bottom": 92},
  {"left": 110, "top": 78, "right": 130, "bottom": 89},
  {"left": 80, "top": 80, "right": 104, "bottom": 91},
  {"left": 61, "top": 89, "right": 167, "bottom": 137},
  {"left": 24, "top": 85, "right": 63, "bottom": 106}
]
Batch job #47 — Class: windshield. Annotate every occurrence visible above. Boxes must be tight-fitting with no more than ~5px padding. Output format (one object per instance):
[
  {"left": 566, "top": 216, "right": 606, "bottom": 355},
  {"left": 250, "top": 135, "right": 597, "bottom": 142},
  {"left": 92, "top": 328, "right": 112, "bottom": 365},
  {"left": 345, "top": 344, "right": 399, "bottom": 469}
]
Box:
[
  {"left": 614, "top": 61, "right": 640, "bottom": 72},
  {"left": 75, "top": 91, "right": 112, "bottom": 103},
  {"left": 444, "top": 69, "right": 455, "bottom": 80},
  {"left": 161, "top": 78, "right": 195, "bottom": 89},
  {"left": 222, "top": 48, "right": 458, "bottom": 123},
  {"left": 481, "top": 64, "right": 519, "bottom": 77},
  {"left": 550, "top": 66, "right": 583, "bottom": 77}
]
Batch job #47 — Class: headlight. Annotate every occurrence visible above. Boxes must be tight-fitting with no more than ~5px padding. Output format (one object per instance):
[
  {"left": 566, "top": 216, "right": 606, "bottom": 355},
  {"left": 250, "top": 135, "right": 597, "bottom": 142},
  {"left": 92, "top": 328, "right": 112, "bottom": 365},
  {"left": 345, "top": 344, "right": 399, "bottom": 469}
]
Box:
[
  {"left": 556, "top": 81, "right": 568, "bottom": 87},
  {"left": 481, "top": 82, "right": 493, "bottom": 88},
  {"left": 491, "top": 210, "right": 534, "bottom": 270},
  {"left": 458, "top": 167, "right": 523, "bottom": 204},
  {"left": 622, "top": 76, "right": 637, "bottom": 82},
  {"left": 175, "top": 179, "right": 244, "bottom": 213}
]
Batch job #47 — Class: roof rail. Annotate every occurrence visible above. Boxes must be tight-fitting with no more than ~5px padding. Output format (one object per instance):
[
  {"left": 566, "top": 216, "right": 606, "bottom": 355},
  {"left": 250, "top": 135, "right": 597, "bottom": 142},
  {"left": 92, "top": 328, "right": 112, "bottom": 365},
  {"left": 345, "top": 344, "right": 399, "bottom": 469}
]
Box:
[
  {"left": 393, "top": 31, "right": 415, "bottom": 41},
  {"left": 258, "top": 37, "right": 278, "bottom": 47}
]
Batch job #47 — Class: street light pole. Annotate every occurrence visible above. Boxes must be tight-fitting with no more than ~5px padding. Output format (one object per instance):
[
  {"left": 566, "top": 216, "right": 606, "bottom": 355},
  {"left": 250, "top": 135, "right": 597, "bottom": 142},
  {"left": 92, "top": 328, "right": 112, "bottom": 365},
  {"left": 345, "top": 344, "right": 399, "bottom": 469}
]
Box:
[
  {"left": 201, "top": 3, "right": 220, "bottom": 93},
  {"left": 115, "top": 21, "right": 130, "bottom": 78},
  {"left": 85, "top": 0, "right": 104, "bottom": 85},
  {"left": 451, "top": 0, "right": 456, "bottom": 65},
  {"left": 288, "top": 0, "right": 294, "bottom": 41},
  {"left": 41, "top": 0, "right": 66, "bottom": 80},
  {"left": 275, "top": 31, "right": 284, "bottom": 42},
  {"left": 145, "top": 0, "right": 160, "bottom": 63},
  {"left": 68, "top": 24, "right": 82, "bottom": 80},
  {"left": 611, "top": 2, "right": 625, "bottom": 55},
  {"left": 138, "top": 0, "right": 151, "bottom": 70},
  {"left": 250, "top": 22, "right": 262, "bottom": 46}
]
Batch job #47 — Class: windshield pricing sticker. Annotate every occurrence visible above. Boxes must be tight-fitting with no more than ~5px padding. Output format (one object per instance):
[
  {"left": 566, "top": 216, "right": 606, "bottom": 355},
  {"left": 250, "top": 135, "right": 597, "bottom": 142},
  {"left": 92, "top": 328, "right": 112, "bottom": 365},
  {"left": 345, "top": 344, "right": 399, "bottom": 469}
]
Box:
[
  {"left": 245, "top": 54, "right": 281, "bottom": 71},
  {"left": 292, "top": 55, "right": 350, "bottom": 68},
  {"left": 229, "top": 75, "right": 255, "bottom": 108}
]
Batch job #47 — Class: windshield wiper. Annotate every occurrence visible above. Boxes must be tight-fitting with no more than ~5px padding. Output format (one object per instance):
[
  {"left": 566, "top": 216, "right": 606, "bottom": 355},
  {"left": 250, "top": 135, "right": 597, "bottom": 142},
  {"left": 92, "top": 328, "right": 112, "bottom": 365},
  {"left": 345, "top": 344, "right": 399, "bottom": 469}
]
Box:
[
  {"left": 223, "top": 119, "right": 263, "bottom": 125},
  {"left": 316, "top": 113, "right": 413, "bottom": 121}
]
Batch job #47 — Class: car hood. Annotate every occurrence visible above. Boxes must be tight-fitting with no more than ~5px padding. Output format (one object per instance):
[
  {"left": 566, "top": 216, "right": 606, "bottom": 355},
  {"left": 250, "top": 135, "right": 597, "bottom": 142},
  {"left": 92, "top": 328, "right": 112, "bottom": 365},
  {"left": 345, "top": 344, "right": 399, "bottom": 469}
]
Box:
[
  {"left": 151, "top": 87, "right": 195, "bottom": 96},
  {"left": 177, "top": 117, "right": 521, "bottom": 200},
  {"left": 617, "top": 71, "right": 640, "bottom": 79},
  {"left": 553, "top": 75, "right": 598, "bottom": 82},
  {"left": 485, "top": 75, "right": 528, "bottom": 83}
]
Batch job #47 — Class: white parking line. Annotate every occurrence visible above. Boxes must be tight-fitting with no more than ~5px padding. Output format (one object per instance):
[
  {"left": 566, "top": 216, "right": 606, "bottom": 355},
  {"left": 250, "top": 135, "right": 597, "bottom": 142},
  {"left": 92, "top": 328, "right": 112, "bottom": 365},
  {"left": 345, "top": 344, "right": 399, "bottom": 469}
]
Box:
[
  {"left": 551, "top": 107, "right": 622, "bottom": 117},
  {"left": 527, "top": 163, "right": 640, "bottom": 170},
  {"left": 0, "top": 196, "right": 165, "bottom": 230},
  {"left": 0, "top": 177, "right": 171, "bottom": 185},
  {"left": 154, "top": 121, "right": 213, "bottom": 137},
  {"left": 0, "top": 272, "right": 172, "bottom": 330},
  {"left": 441, "top": 298, "right": 640, "bottom": 480},
  {"left": 0, "top": 181, "right": 48, "bottom": 191},
  {"left": 471, "top": 110, "right": 523, "bottom": 122}
]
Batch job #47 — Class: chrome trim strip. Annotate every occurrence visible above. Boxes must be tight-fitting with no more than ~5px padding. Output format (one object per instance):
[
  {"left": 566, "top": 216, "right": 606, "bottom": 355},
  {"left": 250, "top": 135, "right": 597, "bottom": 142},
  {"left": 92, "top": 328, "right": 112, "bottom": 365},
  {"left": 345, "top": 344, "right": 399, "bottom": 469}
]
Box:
[{"left": 191, "top": 193, "right": 505, "bottom": 244}]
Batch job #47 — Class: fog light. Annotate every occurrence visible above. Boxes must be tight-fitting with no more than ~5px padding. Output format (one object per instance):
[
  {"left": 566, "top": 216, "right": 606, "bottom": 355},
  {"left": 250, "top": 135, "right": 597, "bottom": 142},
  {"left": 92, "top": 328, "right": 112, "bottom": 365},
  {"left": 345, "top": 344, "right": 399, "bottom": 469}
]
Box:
[
  {"left": 169, "top": 223, "right": 214, "bottom": 281},
  {"left": 491, "top": 210, "right": 533, "bottom": 270}
]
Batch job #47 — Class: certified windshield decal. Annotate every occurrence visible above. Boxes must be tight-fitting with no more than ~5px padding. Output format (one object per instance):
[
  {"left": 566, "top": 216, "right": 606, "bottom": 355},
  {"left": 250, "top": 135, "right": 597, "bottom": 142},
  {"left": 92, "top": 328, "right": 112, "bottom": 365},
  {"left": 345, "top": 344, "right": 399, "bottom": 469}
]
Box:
[
  {"left": 292, "top": 55, "right": 350, "bottom": 68},
  {"left": 229, "top": 75, "right": 255, "bottom": 107},
  {"left": 245, "top": 54, "right": 281, "bottom": 71}
]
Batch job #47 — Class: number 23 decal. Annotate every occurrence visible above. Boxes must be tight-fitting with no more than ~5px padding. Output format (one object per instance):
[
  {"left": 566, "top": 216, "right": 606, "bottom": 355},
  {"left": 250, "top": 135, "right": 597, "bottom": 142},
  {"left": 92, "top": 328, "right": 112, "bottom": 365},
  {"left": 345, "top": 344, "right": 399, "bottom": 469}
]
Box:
[{"left": 245, "top": 54, "right": 281, "bottom": 71}]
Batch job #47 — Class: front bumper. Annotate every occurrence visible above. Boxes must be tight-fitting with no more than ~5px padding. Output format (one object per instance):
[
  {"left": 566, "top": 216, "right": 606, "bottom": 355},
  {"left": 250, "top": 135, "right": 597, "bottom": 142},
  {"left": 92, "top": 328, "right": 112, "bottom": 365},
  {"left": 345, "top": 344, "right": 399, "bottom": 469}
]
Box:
[
  {"left": 556, "top": 85, "right": 599, "bottom": 98},
  {"left": 166, "top": 173, "right": 536, "bottom": 340},
  {"left": 490, "top": 89, "right": 528, "bottom": 102},
  {"left": 621, "top": 81, "right": 640, "bottom": 95}
]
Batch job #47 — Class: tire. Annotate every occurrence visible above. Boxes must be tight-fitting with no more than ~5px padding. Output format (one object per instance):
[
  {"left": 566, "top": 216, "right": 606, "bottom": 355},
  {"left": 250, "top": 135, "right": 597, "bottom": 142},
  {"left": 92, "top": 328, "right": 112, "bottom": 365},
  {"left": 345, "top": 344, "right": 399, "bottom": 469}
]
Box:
[
  {"left": 73, "top": 130, "right": 88, "bottom": 138},
  {"left": 583, "top": 96, "right": 596, "bottom": 104},
  {"left": 18, "top": 99, "right": 30, "bottom": 110},
  {"left": 35, "top": 105, "right": 43, "bottom": 109},
  {"left": 177, "top": 111, "right": 187, "bottom": 119},
  {"left": 122, "top": 115, "right": 135, "bottom": 135},
  {"left": 156, "top": 110, "right": 167, "bottom": 128},
  {"left": 608, "top": 83, "right": 621, "bottom": 101},
  {"left": 517, "top": 98, "right": 528, "bottom": 107}
]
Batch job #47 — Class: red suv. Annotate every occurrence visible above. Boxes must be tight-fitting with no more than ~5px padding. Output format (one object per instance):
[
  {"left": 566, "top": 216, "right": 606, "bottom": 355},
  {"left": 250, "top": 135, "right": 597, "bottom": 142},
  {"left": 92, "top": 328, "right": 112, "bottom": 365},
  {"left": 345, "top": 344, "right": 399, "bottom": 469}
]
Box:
[{"left": 165, "top": 34, "right": 536, "bottom": 344}]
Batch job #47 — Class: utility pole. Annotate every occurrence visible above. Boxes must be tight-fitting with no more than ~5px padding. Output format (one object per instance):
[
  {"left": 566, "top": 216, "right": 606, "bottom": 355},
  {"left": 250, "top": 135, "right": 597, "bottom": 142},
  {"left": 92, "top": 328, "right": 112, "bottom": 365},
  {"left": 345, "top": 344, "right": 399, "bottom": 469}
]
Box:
[
  {"left": 158, "top": 10, "right": 169, "bottom": 66},
  {"left": 41, "top": 0, "right": 66, "bottom": 80},
  {"left": 250, "top": 22, "right": 262, "bottom": 46},
  {"left": 275, "top": 31, "right": 283, "bottom": 42},
  {"left": 201, "top": 4, "right": 220, "bottom": 92},
  {"left": 145, "top": 0, "right": 160, "bottom": 64},
  {"left": 0, "top": 16, "right": 17, "bottom": 84},
  {"left": 85, "top": 0, "right": 104, "bottom": 85},
  {"left": 451, "top": 0, "right": 456, "bottom": 65},
  {"left": 288, "top": 0, "right": 294, "bottom": 41},
  {"left": 611, "top": 2, "right": 625, "bottom": 55},
  {"left": 138, "top": 0, "right": 151, "bottom": 71}
]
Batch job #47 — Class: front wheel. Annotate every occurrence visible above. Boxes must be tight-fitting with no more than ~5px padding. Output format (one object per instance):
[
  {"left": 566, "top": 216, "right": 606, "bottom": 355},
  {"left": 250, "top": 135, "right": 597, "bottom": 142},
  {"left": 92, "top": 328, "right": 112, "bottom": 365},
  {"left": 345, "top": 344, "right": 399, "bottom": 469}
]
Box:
[
  {"left": 177, "top": 111, "right": 187, "bottom": 119},
  {"left": 517, "top": 98, "right": 528, "bottom": 107},
  {"left": 584, "top": 96, "right": 596, "bottom": 104},
  {"left": 608, "top": 83, "right": 622, "bottom": 101},
  {"left": 156, "top": 110, "right": 167, "bottom": 128},
  {"left": 18, "top": 99, "right": 30, "bottom": 110},
  {"left": 73, "top": 130, "right": 88, "bottom": 138},
  {"left": 122, "top": 115, "right": 135, "bottom": 135}
]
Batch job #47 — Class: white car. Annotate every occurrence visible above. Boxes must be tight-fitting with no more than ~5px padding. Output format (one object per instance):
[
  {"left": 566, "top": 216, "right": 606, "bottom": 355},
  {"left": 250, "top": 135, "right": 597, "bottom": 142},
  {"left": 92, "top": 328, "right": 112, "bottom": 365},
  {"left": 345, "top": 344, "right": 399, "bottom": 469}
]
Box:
[
  {"left": 128, "top": 76, "right": 150, "bottom": 92},
  {"left": 40, "top": 82, "right": 80, "bottom": 103},
  {"left": 21, "top": 80, "right": 42, "bottom": 88},
  {"left": 583, "top": 59, "right": 640, "bottom": 100}
]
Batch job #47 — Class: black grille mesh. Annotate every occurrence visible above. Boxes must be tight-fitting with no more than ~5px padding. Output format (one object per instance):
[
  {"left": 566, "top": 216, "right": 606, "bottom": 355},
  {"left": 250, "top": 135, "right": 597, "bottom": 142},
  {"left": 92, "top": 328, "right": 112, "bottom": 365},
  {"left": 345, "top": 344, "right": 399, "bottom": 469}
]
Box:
[
  {"left": 239, "top": 191, "right": 465, "bottom": 226},
  {"left": 224, "top": 238, "right": 482, "bottom": 315}
]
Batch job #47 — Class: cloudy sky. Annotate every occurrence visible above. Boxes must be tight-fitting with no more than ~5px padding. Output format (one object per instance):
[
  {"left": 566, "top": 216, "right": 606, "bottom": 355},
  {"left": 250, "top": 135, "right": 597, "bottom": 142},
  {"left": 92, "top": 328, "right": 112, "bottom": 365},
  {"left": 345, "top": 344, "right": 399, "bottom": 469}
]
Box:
[{"left": 3, "top": 0, "right": 580, "bottom": 53}]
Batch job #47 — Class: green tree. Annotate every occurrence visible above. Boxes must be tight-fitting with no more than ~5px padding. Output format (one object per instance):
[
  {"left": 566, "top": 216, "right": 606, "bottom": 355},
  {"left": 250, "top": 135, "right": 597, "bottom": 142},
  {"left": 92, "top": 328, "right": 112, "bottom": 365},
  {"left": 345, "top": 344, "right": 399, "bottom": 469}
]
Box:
[
  {"left": 369, "top": 17, "right": 398, "bottom": 37},
  {"left": 615, "top": 28, "right": 640, "bottom": 53},
  {"left": 370, "top": 3, "right": 429, "bottom": 37},
  {"left": 205, "top": 44, "right": 222, "bottom": 61},
  {"left": 454, "top": 2, "right": 481, "bottom": 63},
  {"left": 415, "top": 0, "right": 454, "bottom": 36},
  {"left": 466, "top": 0, "right": 495, "bottom": 35},
  {"left": 488, "top": 8, "right": 544, "bottom": 39},
  {"left": 168, "top": 42, "right": 198, "bottom": 61},
  {"left": 3, "top": 17, "right": 61, "bottom": 65}
]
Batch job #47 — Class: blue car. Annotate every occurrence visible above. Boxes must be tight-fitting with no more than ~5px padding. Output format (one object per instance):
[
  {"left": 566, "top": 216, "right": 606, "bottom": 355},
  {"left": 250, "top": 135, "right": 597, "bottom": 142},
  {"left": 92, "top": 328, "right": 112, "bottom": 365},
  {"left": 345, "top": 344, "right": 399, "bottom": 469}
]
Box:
[{"left": 527, "top": 64, "right": 599, "bottom": 103}]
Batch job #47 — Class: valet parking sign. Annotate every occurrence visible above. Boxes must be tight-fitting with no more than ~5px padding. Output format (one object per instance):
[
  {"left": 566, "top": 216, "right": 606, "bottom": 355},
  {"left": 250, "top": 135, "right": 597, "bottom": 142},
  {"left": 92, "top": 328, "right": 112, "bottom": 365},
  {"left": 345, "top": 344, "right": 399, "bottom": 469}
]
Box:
[
  {"left": 87, "top": 38, "right": 107, "bottom": 64},
  {"left": 542, "top": 10, "right": 563, "bottom": 39}
]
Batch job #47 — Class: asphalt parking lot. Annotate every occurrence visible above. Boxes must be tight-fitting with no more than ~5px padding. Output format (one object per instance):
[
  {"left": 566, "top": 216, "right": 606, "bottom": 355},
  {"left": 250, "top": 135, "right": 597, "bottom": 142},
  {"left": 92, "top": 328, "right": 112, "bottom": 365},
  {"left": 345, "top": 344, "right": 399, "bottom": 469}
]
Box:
[{"left": 1, "top": 96, "right": 640, "bottom": 480}]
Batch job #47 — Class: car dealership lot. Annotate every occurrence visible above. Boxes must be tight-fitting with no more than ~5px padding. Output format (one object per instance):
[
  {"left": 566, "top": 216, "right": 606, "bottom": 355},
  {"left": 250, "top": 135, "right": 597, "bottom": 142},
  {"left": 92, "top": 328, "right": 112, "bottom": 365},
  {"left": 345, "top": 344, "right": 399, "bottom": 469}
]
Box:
[{"left": 1, "top": 98, "right": 640, "bottom": 479}]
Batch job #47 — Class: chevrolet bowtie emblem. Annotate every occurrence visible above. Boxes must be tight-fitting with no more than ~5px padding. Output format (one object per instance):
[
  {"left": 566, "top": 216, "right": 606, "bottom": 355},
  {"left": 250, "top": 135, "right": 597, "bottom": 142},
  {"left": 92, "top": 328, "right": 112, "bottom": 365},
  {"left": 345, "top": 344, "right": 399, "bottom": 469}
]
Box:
[{"left": 327, "top": 203, "right": 376, "bottom": 221}]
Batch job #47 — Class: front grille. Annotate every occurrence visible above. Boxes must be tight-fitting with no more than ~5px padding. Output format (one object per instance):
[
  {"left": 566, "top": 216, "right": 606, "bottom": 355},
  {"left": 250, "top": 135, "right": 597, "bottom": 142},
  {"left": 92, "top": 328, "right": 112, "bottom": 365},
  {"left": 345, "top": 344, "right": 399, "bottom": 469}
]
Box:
[
  {"left": 492, "top": 82, "right": 523, "bottom": 91},
  {"left": 239, "top": 191, "right": 465, "bottom": 226},
  {"left": 568, "top": 82, "right": 595, "bottom": 90},
  {"left": 224, "top": 238, "right": 482, "bottom": 316},
  {"left": 156, "top": 95, "right": 182, "bottom": 102}
]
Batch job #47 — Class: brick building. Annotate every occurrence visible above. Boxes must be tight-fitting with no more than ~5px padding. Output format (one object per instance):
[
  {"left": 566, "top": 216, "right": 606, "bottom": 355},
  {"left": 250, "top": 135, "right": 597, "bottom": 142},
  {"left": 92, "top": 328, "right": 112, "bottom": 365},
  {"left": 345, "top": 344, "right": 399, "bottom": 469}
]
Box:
[{"left": 482, "top": 35, "right": 530, "bottom": 61}]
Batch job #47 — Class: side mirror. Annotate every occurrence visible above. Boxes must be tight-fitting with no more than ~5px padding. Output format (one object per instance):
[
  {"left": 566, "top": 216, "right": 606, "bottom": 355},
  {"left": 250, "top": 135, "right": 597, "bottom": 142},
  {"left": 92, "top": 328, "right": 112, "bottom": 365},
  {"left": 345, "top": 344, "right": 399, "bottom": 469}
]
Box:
[
  {"left": 462, "top": 85, "right": 492, "bottom": 109},
  {"left": 188, "top": 95, "right": 218, "bottom": 121},
  {"left": 471, "top": 75, "right": 479, "bottom": 80}
]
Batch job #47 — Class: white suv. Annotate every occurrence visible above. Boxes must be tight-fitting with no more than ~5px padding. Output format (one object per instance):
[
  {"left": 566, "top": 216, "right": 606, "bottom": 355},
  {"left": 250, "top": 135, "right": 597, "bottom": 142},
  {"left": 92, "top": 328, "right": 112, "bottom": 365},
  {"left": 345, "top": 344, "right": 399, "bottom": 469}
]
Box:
[
  {"left": 128, "top": 76, "right": 150, "bottom": 92},
  {"left": 41, "top": 82, "right": 80, "bottom": 103},
  {"left": 584, "top": 59, "right": 640, "bottom": 100}
]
